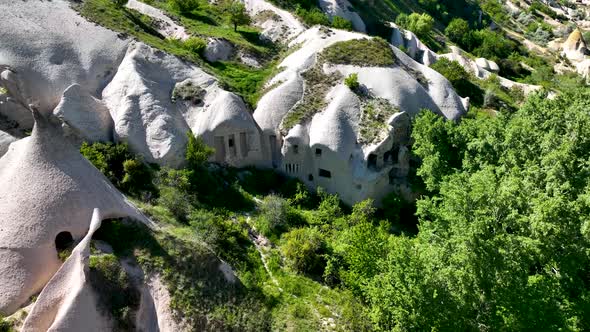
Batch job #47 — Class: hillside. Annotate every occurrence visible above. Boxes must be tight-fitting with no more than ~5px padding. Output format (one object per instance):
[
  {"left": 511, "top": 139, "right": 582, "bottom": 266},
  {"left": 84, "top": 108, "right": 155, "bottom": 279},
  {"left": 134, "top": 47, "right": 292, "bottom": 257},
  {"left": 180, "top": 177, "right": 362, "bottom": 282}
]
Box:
[{"left": 1, "top": 0, "right": 590, "bottom": 331}]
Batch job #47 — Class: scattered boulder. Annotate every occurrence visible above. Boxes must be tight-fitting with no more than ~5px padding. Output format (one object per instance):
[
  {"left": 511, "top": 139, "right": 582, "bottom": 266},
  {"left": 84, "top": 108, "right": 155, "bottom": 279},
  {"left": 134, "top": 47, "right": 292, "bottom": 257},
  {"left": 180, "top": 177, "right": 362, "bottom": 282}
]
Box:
[
  {"left": 562, "top": 29, "right": 588, "bottom": 62},
  {"left": 475, "top": 58, "right": 500, "bottom": 73},
  {"left": 204, "top": 38, "right": 235, "bottom": 62},
  {"left": 53, "top": 84, "right": 114, "bottom": 143}
]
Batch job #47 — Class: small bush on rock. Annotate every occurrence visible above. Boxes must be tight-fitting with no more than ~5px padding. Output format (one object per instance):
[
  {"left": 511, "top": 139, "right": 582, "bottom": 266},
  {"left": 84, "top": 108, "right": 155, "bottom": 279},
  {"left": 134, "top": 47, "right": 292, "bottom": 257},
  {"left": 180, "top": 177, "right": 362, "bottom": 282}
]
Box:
[{"left": 344, "top": 73, "right": 360, "bottom": 91}]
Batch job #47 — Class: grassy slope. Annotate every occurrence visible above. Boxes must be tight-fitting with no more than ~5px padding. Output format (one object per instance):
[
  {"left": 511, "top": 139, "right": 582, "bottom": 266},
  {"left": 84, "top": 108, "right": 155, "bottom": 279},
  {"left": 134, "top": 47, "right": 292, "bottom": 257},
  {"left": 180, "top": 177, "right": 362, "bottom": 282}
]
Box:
[{"left": 75, "top": 0, "right": 279, "bottom": 107}]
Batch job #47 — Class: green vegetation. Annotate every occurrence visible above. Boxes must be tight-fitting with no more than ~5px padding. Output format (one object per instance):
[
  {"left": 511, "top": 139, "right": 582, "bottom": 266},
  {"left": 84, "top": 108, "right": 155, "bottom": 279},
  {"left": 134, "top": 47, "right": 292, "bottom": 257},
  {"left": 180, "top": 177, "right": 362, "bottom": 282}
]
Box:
[
  {"left": 395, "top": 12, "right": 434, "bottom": 39},
  {"left": 320, "top": 38, "right": 395, "bottom": 67},
  {"left": 89, "top": 254, "right": 139, "bottom": 330},
  {"left": 332, "top": 16, "right": 353, "bottom": 31},
  {"left": 358, "top": 98, "right": 399, "bottom": 144},
  {"left": 222, "top": 0, "right": 252, "bottom": 32},
  {"left": 80, "top": 142, "right": 157, "bottom": 198},
  {"left": 344, "top": 72, "right": 360, "bottom": 90},
  {"left": 74, "top": 0, "right": 279, "bottom": 107},
  {"left": 168, "top": 0, "right": 199, "bottom": 14},
  {"left": 0, "top": 316, "right": 14, "bottom": 332}
]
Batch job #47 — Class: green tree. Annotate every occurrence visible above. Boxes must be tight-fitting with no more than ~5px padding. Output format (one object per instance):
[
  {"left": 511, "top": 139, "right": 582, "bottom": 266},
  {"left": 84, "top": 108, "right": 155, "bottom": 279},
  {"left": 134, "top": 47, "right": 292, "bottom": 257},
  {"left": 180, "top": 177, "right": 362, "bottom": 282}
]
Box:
[
  {"left": 344, "top": 73, "right": 359, "bottom": 91},
  {"left": 396, "top": 13, "right": 434, "bottom": 39},
  {"left": 445, "top": 18, "right": 471, "bottom": 47},
  {"left": 224, "top": 0, "right": 251, "bottom": 31},
  {"left": 113, "top": 0, "right": 128, "bottom": 9},
  {"left": 185, "top": 132, "right": 214, "bottom": 170},
  {"left": 281, "top": 227, "right": 326, "bottom": 275}
]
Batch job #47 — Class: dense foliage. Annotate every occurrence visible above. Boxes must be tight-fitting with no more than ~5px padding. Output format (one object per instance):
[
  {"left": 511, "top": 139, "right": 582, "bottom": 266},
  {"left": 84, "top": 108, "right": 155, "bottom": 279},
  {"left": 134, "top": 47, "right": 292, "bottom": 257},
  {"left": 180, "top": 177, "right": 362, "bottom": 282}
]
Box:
[{"left": 370, "top": 89, "right": 590, "bottom": 330}]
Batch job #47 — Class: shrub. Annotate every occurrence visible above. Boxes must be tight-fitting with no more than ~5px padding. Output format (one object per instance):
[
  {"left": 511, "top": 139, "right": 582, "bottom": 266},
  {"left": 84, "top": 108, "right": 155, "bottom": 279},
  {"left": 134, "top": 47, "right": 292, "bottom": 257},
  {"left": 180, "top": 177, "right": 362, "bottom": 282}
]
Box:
[
  {"left": 80, "top": 142, "right": 155, "bottom": 198},
  {"left": 344, "top": 73, "right": 359, "bottom": 90},
  {"left": 296, "top": 7, "right": 330, "bottom": 26},
  {"left": 396, "top": 13, "right": 434, "bottom": 39},
  {"left": 113, "top": 0, "right": 128, "bottom": 9},
  {"left": 157, "top": 186, "right": 193, "bottom": 223},
  {"left": 0, "top": 316, "right": 14, "bottom": 332},
  {"left": 186, "top": 132, "right": 214, "bottom": 170},
  {"left": 257, "top": 195, "right": 291, "bottom": 236},
  {"left": 430, "top": 58, "right": 484, "bottom": 105},
  {"left": 331, "top": 16, "right": 353, "bottom": 31},
  {"left": 281, "top": 227, "right": 326, "bottom": 275},
  {"left": 321, "top": 38, "right": 395, "bottom": 67},
  {"left": 445, "top": 18, "right": 470, "bottom": 47},
  {"left": 168, "top": 0, "right": 199, "bottom": 14},
  {"left": 182, "top": 37, "right": 206, "bottom": 55}
]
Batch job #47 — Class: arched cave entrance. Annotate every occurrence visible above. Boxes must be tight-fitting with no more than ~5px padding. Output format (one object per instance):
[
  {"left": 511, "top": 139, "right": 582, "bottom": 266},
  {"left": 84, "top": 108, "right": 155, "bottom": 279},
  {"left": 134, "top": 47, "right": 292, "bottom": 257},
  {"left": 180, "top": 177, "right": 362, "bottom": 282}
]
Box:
[{"left": 55, "top": 231, "right": 74, "bottom": 251}]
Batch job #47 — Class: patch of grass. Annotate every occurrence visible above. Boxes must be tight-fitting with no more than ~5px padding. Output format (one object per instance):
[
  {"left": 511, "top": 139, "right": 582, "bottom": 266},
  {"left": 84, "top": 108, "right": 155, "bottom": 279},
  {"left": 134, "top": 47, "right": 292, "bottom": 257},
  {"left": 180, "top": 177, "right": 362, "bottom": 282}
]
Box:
[
  {"left": 320, "top": 38, "right": 395, "bottom": 67},
  {"left": 359, "top": 98, "right": 399, "bottom": 144},
  {"left": 280, "top": 64, "right": 342, "bottom": 133}
]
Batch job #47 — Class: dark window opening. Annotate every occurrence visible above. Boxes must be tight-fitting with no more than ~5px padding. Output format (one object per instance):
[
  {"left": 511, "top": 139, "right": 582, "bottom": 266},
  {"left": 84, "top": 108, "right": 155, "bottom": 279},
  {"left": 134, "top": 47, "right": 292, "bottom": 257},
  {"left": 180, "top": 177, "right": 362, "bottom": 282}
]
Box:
[
  {"left": 368, "top": 154, "right": 377, "bottom": 169},
  {"left": 319, "top": 169, "right": 332, "bottom": 178},
  {"left": 308, "top": 174, "right": 314, "bottom": 181},
  {"left": 293, "top": 145, "right": 299, "bottom": 154},
  {"left": 356, "top": 184, "right": 362, "bottom": 190},
  {"left": 315, "top": 148, "right": 322, "bottom": 157},
  {"left": 228, "top": 138, "right": 235, "bottom": 148},
  {"left": 383, "top": 151, "right": 392, "bottom": 164},
  {"left": 55, "top": 231, "right": 74, "bottom": 251}
]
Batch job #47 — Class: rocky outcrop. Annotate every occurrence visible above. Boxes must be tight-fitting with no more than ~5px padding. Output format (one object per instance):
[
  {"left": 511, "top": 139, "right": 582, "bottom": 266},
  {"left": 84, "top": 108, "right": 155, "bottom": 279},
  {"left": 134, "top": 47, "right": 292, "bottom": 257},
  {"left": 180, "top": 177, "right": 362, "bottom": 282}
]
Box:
[
  {"left": 0, "top": 0, "right": 128, "bottom": 114},
  {"left": 562, "top": 29, "right": 588, "bottom": 62},
  {"left": 0, "top": 109, "right": 147, "bottom": 315},
  {"left": 475, "top": 58, "right": 500, "bottom": 73},
  {"left": 103, "top": 42, "right": 263, "bottom": 168},
  {"left": 254, "top": 27, "right": 467, "bottom": 205},
  {"left": 319, "top": 0, "right": 366, "bottom": 32},
  {"left": 0, "top": 130, "right": 16, "bottom": 158},
  {"left": 126, "top": 0, "right": 190, "bottom": 41},
  {"left": 53, "top": 84, "right": 114, "bottom": 143},
  {"left": 390, "top": 23, "right": 438, "bottom": 66},
  {"left": 244, "top": 0, "right": 305, "bottom": 43},
  {"left": 204, "top": 38, "right": 235, "bottom": 62},
  {"left": 22, "top": 209, "right": 111, "bottom": 332}
]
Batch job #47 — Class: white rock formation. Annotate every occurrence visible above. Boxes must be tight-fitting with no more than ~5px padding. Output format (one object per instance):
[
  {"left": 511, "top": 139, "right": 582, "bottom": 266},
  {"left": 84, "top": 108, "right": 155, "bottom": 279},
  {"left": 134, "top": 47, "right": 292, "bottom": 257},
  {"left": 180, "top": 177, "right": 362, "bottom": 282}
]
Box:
[
  {"left": 0, "top": 109, "right": 147, "bottom": 316},
  {"left": 53, "top": 84, "right": 114, "bottom": 143},
  {"left": 126, "top": 0, "right": 190, "bottom": 41},
  {"left": 0, "top": 130, "right": 16, "bottom": 158},
  {"left": 441, "top": 46, "right": 542, "bottom": 95},
  {"left": 243, "top": 0, "right": 305, "bottom": 42},
  {"left": 204, "top": 38, "right": 235, "bottom": 62},
  {"left": 0, "top": 0, "right": 129, "bottom": 115},
  {"left": 390, "top": 23, "right": 438, "bottom": 66},
  {"left": 104, "top": 42, "right": 264, "bottom": 168},
  {"left": 475, "top": 58, "right": 500, "bottom": 73},
  {"left": 254, "top": 27, "right": 467, "bottom": 205},
  {"left": 319, "top": 0, "right": 366, "bottom": 32},
  {"left": 562, "top": 29, "right": 588, "bottom": 61},
  {"left": 22, "top": 209, "right": 111, "bottom": 332}
]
